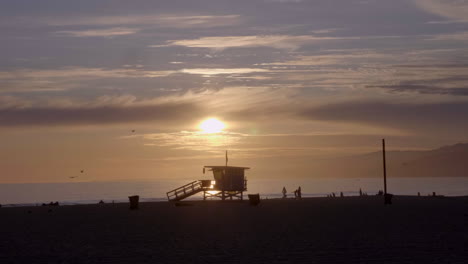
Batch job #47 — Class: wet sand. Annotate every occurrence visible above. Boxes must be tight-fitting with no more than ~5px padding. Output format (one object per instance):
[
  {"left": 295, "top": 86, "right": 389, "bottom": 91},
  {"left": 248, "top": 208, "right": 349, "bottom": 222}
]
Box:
[{"left": 0, "top": 196, "right": 467, "bottom": 263}]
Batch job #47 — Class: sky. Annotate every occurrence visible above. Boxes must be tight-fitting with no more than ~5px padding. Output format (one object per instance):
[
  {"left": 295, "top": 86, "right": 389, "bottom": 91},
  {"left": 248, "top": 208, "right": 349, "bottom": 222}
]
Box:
[{"left": 1, "top": 0, "right": 468, "bottom": 183}]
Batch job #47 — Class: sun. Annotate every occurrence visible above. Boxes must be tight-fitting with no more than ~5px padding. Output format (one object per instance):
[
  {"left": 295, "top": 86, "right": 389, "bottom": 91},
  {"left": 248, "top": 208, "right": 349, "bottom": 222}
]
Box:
[{"left": 199, "top": 118, "right": 225, "bottom": 133}]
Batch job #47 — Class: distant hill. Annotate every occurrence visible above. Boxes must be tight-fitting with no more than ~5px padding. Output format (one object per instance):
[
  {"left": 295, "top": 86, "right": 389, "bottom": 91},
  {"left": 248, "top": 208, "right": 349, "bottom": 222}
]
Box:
[{"left": 315, "top": 143, "right": 468, "bottom": 178}]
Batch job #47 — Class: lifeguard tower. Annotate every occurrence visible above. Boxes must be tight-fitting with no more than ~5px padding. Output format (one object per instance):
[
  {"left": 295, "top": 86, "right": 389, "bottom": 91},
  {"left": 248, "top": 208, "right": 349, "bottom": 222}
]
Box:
[{"left": 166, "top": 159, "right": 250, "bottom": 201}]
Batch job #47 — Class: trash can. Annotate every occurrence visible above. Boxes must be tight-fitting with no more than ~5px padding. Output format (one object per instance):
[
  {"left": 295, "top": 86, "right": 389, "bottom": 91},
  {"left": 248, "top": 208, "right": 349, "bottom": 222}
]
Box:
[
  {"left": 129, "top": 195, "right": 139, "bottom": 210},
  {"left": 384, "top": 193, "right": 393, "bottom": 205},
  {"left": 248, "top": 194, "right": 260, "bottom": 206}
]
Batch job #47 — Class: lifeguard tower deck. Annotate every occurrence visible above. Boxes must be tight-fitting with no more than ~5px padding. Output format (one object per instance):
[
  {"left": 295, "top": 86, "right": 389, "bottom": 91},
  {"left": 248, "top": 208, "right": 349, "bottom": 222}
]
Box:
[{"left": 166, "top": 166, "right": 250, "bottom": 202}]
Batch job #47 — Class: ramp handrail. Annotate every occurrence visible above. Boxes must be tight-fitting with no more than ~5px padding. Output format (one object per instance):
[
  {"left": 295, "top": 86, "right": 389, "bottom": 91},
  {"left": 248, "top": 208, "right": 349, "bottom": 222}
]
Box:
[{"left": 166, "top": 180, "right": 203, "bottom": 201}]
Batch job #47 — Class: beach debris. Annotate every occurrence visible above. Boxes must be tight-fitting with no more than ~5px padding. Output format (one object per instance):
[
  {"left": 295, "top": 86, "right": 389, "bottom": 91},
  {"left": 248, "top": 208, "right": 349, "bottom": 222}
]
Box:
[
  {"left": 248, "top": 194, "right": 260, "bottom": 206},
  {"left": 129, "top": 195, "right": 139, "bottom": 210},
  {"left": 282, "top": 187, "right": 287, "bottom": 199}
]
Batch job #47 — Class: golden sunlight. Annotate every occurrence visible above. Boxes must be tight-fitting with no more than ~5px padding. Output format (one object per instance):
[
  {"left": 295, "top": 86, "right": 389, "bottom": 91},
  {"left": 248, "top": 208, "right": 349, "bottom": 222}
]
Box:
[{"left": 199, "top": 118, "right": 225, "bottom": 133}]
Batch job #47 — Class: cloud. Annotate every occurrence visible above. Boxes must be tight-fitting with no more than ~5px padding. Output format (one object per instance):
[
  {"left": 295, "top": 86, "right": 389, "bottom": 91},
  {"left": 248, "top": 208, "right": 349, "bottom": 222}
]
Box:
[
  {"left": 264, "top": 0, "right": 303, "bottom": 3},
  {"left": 0, "top": 67, "right": 174, "bottom": 80},
  {"left": 259, "top": 51, "right": 391, "bottom": 66},
  {"left": 368, "top": 84, "right": 468, "bottom": 96},
  {"left": 301, "top": 101, "right": 468, "bottom": 136},
  {"left": 426, "top": 31, "right": 468, "bottom": 41},
  {"left": 142, "top": 131, "right": 245, "bottom": 152},
  {"left": 426, "top": 20, "right": 468, "bottom": 24},
  {"left": 159, "top": 35, "right": 342, "bottom": 50},
  {"left": 0, "top": 100, "right": 203, "bottom": 127},
  {"left": 0, "top": 67, "right": 272, "bottom": 94},
  {"left": 180, "top": 68, "right": 268, "bottom": 76},
  {"left": 157, "top": 34, "right": 406, "bottom": 51},
  {"left": 54, "top": 27, "right": 139, "bottom": 38},
  {"left": 44, "top": 14, "right": 242, "bottom": 28},
  {"left": 414, "top": 0, "right": 468, "bottom": 20}
]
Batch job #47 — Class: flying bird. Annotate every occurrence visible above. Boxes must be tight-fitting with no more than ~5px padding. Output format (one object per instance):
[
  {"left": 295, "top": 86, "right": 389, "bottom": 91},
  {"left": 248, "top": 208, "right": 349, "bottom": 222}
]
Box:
[
  {"left": 131, "top": 130, "right": 135, "bottom": 133},
  {"left": 80, "top": 170, "right": 84, "bottom": 173}
]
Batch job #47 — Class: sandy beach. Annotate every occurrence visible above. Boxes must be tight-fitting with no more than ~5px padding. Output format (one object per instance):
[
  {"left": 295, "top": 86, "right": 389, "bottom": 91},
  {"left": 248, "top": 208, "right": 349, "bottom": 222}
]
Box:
[{"left": 0, "top": 196, "right": 467, "bottom": 263}]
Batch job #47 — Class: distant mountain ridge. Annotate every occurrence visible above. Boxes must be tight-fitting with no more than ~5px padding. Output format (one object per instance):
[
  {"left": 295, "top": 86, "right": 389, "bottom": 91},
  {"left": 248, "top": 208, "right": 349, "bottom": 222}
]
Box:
[{"left": 317, "top": 143, "right": 468, "bottom": 178}]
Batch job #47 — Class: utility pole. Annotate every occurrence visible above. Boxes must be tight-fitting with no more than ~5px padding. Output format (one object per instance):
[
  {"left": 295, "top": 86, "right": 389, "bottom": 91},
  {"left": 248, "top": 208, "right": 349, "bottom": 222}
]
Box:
[
  {"left": 382, "top": 138, "right": 392, "bottom": 204},
  {"left": 382, "top": 139, "right": 387, "bottom": 195}
]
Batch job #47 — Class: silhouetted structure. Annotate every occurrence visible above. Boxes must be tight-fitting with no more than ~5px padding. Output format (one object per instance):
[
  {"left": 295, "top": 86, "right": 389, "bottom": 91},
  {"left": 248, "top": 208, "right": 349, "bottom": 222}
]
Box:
[
  {"left": 248, "top": 194, "right": 260, "bottom": 206},
  {"left": 129, "top": 195, "right": 139, "bottom": 210},
  {"left": 166, "top": 166, "right": 250, "bottom": 201},
  {"left": 382, "top": 139, "right": 393, "bottom": 205}
]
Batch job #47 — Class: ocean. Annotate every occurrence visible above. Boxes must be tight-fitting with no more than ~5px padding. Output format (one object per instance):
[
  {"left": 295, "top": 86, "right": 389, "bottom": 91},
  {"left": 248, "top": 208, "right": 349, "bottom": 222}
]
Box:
[{"left": 1, "top": 177, "right": 467, "bottom": 206}]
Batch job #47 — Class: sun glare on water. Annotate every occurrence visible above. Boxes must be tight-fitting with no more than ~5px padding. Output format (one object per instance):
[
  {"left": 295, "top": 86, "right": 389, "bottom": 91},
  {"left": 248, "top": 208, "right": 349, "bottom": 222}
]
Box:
[{"left": 199, "top": 118, "right": 225, "bottom": 133}]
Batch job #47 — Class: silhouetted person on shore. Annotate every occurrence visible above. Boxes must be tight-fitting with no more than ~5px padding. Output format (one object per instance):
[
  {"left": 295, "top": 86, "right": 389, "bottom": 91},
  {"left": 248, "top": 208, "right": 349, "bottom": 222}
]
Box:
[
  {"left": 297, "top": 186, "right": 302, "bottom": 199},
  {"left": 433, "top": 192, "right": 436, "bottom": 197},
  {"left": 359, "top": 188, "right": 362, "bottom": 196},
  {"left": 340, "top": 192, "right": 344, "bottom": 197},
  {"left": 332, "top": 192, "right": 336, "bottom": 198},
  {"left": 294, "top": 189, "right": 298, "bottom": 198},
  {"left": 418, "top": 192, "right": 420, "bottom": 197},
  {"left": 282, "top": 187, "right": 287, "bottom": 199}
]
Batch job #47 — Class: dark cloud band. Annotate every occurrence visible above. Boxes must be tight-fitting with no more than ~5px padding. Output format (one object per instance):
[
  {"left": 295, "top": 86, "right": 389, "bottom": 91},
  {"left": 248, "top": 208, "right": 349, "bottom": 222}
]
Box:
[{"left": 0, "top": 102, "right": 202, "bottom": 126}]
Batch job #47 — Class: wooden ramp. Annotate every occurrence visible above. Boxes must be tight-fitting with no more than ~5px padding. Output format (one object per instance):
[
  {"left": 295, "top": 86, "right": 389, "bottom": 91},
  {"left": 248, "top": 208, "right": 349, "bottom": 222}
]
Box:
[{"left": 166, "top": 180, "right": 211, "bottom": 202}]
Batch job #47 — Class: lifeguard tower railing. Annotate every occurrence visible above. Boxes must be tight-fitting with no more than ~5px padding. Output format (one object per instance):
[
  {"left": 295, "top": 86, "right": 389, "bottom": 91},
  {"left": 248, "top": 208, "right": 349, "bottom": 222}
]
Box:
[{"left": 166, "top": 180, "right": 211, "bottom": 202}]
